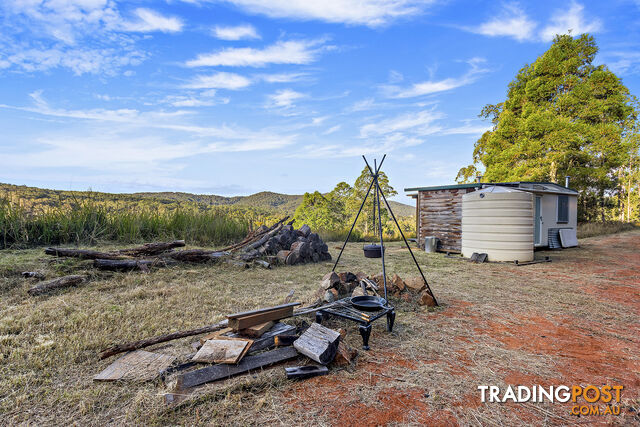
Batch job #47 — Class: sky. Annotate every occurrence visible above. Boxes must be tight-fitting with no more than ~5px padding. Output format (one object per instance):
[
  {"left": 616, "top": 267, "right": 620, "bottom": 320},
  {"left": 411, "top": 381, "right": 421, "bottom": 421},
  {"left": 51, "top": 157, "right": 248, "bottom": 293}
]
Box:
[{"left": 1, "top": 1, "right": 639, "bottom": 204}]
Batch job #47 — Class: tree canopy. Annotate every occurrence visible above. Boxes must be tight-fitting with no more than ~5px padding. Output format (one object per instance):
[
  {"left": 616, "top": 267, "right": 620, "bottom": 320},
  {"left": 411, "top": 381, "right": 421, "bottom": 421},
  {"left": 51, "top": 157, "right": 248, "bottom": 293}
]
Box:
[
  {"left": 293, "top": 166, "right": 399, "bottom": 236},
  {"left": 457, "top": 34, "right": 639, "bottom": 221}
]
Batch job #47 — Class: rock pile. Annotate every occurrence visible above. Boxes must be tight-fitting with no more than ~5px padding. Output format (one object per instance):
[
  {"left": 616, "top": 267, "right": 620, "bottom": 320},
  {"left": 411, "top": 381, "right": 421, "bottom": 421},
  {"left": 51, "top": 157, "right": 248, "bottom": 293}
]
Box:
[{"left": 316, "top": 271, "right": 436, "bottom": 307}]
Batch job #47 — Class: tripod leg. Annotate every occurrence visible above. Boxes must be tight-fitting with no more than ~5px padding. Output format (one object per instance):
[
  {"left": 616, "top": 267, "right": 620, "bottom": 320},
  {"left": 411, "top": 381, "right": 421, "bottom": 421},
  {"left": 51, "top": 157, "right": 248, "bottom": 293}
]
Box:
[
  {"left": 331, "top": 178, "right": 375, "bottom": 272},
  {"left": 376, "top": 180, "right": 439, "bottom": 306}
]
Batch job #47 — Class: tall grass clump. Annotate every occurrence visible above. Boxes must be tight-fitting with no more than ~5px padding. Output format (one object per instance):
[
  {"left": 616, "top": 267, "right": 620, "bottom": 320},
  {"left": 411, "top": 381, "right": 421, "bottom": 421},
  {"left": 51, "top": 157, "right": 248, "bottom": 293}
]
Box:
[{"left": 0, "top": 195, "right": 254, "bottom": 249}]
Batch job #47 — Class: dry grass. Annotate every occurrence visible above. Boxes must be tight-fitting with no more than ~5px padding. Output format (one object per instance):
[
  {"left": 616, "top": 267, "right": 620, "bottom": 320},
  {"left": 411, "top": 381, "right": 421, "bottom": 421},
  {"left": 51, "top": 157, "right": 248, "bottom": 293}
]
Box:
[
  {"left": 1, "top": 232, "right": 639, "bottom": 425},
  {"left": 577, "top": 221, "right": 638, "bottom": 239}
]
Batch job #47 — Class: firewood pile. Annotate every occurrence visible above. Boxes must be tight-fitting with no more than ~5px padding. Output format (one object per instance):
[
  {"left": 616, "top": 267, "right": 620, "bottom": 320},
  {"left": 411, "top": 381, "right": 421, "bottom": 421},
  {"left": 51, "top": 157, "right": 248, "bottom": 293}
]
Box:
[
  {"left": 227, "top": 217, "right": 331, "bottom": 266},
  {"left": 315, "top": 271, "right": 436, "bottom": 307}
]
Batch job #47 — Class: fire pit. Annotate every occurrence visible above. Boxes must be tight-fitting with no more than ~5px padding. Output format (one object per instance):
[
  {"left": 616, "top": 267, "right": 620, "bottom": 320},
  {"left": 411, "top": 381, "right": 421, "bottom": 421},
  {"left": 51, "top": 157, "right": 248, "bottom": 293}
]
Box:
[{"left": 316, "top": 297, "right": 395, "bottom": 350}]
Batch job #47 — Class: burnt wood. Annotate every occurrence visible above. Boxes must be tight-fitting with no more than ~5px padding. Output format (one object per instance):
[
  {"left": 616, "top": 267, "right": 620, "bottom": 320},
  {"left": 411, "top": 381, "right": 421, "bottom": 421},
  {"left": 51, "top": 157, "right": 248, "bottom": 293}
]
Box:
[{"left": 176, "top": 346, "right": 299, "bottom": 389}]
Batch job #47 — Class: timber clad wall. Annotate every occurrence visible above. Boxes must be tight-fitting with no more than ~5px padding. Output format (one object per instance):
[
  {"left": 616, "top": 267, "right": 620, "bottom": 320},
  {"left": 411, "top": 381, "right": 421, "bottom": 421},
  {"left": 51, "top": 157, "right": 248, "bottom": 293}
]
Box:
[{"left": 417, "top": 188, "right": 476, "bottom": 252}]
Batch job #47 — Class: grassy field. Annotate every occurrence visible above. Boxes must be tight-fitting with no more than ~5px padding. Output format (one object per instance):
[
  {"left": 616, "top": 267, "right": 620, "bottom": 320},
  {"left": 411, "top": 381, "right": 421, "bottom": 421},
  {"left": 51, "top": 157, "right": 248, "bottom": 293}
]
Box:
[{"left": 1, "top": 232, "right": 639, "bottom": 425}]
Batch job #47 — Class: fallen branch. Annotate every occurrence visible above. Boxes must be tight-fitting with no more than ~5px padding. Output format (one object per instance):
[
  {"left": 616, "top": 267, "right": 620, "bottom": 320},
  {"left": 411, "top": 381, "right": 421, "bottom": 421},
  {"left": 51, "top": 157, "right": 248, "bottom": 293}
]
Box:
[
  {"left": 218, "top": 216, "right": 289, "bottom": 253},
  {"left": 28, "top": 275, "right": 86, "bottom": 296},
  {"left": 242, "top": 223, "right": 284, "bottom": 253},
  {"left": 163, "top": 249, "right": 228, "bottom": 263},
  {"left": 45, "top": 248, "right": 127, "bottom": 260},
  {"left": 117, "top": 240, "right": 185, "bottom": 256},
  {"left": 100, "top": 320, "right": 229, "bottom": 359}
]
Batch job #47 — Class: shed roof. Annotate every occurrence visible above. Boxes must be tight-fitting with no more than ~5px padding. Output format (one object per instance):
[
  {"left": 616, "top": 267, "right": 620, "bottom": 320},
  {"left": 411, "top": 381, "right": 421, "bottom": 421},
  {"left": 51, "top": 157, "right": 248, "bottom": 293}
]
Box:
[{"left": 405, "top": 181, "right": 578, "bottom": 195}]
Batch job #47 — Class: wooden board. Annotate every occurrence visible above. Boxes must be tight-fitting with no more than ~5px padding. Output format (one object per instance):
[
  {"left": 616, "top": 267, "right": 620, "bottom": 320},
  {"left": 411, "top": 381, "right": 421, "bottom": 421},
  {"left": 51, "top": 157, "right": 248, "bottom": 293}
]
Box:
[
  {"left": 94, "top": 350, "right": 175, "bottom": 382},
  {"left": 239, "top": 321, "right": 274, "bottom": 338},
  {"left": 228, "top": 305, "right": 297, "bottom": 331},
  {"left": 176, "top": 346, "right": 299, "bottom": 389},
  {"left": 192, "top": 339, "right": 251, "bottom": 364},
  {"left": 226, "top": 302, "right": 300, "bottom": 319},
  {"left": 203, "top": 322, "right": 296, "bottom": 353},
  {"left": 200, "top": 327, "right": 233, "bottom": 345}
]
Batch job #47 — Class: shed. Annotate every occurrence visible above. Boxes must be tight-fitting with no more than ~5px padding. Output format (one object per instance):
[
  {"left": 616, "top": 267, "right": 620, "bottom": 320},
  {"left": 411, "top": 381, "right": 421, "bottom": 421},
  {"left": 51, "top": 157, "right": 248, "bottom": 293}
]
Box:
[{"left": 405, "top": 181, "right": 579, "bottom": 253}]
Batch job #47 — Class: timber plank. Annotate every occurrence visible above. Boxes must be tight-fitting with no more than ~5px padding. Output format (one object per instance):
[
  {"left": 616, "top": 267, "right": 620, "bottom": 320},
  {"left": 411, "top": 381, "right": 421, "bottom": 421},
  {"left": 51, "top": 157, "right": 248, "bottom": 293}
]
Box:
[
  {"left": 94, "top": 350, "right": 175, "bottom": 382},
  {"left": 228, "top": 306, "right": 296, "bottom": 331},
  {"left": 176, "top": 346, "right": 299, "bottom": 389},
  {"left": 226, "top": 302, "right": 300, "bottom": 319}
]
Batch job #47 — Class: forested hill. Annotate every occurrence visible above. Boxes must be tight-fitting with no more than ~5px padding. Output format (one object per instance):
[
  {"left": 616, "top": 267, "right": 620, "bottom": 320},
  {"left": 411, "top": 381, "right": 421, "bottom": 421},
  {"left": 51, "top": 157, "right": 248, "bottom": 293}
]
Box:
[{"left": 0, "top": 184, "right": 415, "bottom": 217}]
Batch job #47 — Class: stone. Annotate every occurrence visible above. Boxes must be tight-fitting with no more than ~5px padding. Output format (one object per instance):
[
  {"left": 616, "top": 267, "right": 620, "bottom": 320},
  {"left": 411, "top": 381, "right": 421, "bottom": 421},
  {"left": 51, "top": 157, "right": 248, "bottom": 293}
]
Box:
[
  {"left": 321, "top": 272, "right": 341, "bottom": 289},
  {"left": 338, "top": 272, "right": 357, "bottom": 283},
  {"left": 351, "top": 287, "right": 366, "bottom": 298},
  {"left": 370, "top": 272, "right": 385, "bottom": 288},
  {"left": 418, "top": 290, "right": 436, "bottom": 307},
  {"left": 336, "top": 281, "right": 351, "bottom": 297},
  {"left": 320, "top": 252, "right": 332, "bottom": 261},
  {"left": 324, "top": 288, "right": 339, "bottom": 303},
  {"left": 405, "top": 277, "right": 427, "bottom": 292},
  {"left": 332, "top": 341, "right": 358, "bottom": 366},
  {"left": 390, "top": 274, "right": 406, "bottom": 292}
]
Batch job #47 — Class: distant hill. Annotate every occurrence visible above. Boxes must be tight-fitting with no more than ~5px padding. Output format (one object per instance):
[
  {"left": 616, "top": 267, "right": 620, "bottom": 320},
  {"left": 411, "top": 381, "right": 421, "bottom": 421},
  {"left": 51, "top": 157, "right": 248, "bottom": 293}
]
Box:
[{"left": 1, "top": 183, "right": 415, "bottom": 217}]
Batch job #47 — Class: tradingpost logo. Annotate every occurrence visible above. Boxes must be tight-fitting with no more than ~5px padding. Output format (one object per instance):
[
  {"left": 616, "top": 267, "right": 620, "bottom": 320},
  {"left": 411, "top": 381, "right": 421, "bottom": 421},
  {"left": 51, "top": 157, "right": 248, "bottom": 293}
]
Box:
[{"left": 478, "top": 385, "right": 624, "bottom": 416}]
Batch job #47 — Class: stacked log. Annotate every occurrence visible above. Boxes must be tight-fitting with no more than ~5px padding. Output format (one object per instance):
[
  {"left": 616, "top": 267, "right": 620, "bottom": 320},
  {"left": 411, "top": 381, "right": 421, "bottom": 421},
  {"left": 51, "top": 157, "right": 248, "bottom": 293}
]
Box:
[{"left": 247, "top": 223, "right": 331, "bottom": 266}]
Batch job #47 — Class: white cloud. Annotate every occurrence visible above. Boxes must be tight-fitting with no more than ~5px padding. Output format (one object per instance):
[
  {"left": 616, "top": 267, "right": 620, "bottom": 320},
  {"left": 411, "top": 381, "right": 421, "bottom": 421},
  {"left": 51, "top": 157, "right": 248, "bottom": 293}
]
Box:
[
  {"left": 359, "top": 110, "right": 444, "bottom": 137},
  {"left": 540, "top": 2, "right": 601, "bottom": 42},
  {"left": 203, "top": 0, "right": 435, "bottom": 27},
  {"left": 258, "top": 72, "right": 309, "bottom": 83},
  {"left": 212, "top": 24, "right": 260, "bottom": 40},
  {"left": 186, "top": 39, "right": 325, "bottom": 67},
  {"left": 3, "top": 45, "right": 146, "bottom": 76},
  {"left": 183, "top": 72, "right": 252, "bottom": 89},
  {"left": 382, "top": 58, "right": 488, "bottom": 98},
  {"left": 0, "top": 2, "right": 183, "bottom": 74},
  {"left": 122, "top": 8, "right": 183, "bottom": 33},
  {"left": 0, "top": 93, "right": 299, "bottom": 179},
  {"left": 470, "top": 4, "right": 536, "bottom": 42},
  {"left": 439, "top": 122, "right": 492, "bottom": 135},
  {"left": 267, "top": 89, "right": 306, "bottom": 108},
  {"left": 323, "top": 124, "right": 341, "bottom": 135},
  {"left": 606, "top": 51, "right": 640, "bottom": 75}
]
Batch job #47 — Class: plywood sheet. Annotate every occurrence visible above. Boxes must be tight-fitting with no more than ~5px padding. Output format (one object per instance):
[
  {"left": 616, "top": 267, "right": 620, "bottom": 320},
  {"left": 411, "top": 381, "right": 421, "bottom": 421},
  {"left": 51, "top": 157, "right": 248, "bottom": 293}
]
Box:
[
  {"left": 192, "top": 339, "right": 251, "bottom": 364},
  {"left": 94, "top": 350, "right": 175, "bottom": 382}
]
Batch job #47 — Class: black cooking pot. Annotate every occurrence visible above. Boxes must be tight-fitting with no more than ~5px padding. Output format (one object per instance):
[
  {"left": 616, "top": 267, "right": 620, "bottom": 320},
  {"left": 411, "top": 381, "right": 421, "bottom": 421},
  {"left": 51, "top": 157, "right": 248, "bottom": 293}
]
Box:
[{"left": 363, "top": 244, "right": 384, "bottom": 258}]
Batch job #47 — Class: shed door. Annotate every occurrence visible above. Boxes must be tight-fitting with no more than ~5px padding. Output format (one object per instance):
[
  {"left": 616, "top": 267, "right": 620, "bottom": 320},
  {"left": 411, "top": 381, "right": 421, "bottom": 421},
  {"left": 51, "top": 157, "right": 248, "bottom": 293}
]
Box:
[{"left": 534, "top": 196, "right": 542, "bottom": 245}]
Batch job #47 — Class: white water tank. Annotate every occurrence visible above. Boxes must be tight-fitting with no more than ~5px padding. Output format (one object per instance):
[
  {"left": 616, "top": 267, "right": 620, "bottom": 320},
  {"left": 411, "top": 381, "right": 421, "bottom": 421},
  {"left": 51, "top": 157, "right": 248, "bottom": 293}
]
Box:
[{"left": 462, "top": 186, "right": 534, "bottom": 262}]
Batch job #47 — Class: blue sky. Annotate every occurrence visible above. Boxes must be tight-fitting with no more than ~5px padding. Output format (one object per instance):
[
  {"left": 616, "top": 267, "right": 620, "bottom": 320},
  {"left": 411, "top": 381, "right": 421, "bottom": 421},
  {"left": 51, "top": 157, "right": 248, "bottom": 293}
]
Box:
[{"left": 1, "top": 1, "right": 639, "bottom": 204}]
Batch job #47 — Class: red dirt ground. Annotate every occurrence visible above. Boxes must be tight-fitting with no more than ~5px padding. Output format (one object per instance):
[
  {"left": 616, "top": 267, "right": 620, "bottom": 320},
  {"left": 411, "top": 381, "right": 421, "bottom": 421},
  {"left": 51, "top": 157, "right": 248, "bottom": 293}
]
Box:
[{"left": 276, "top": 232, "right": 640, "bottom": 425}]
